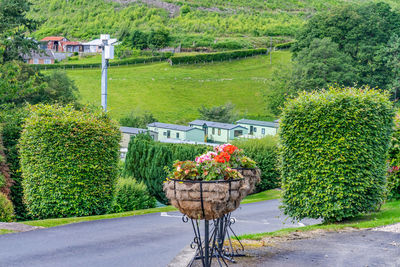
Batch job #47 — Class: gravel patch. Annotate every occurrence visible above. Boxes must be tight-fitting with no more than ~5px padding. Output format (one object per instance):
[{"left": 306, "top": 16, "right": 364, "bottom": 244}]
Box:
[
  {"left": 0, "top": 222, "right": 43, "bottom": 232},
  {"left": 373, "top": 222, "right": 400, "bottom": 233}
]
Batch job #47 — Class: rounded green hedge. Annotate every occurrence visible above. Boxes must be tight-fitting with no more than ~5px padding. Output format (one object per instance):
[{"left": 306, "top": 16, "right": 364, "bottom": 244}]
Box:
[
  {"left": 110, "top": 177, "right": 156, "bottom": 213},
  {"left": 19, "top": 104, "right": 120, "bottom": 219},
  {"left": 0, "top": 193, "right": 14, "bottom": 222},
  {"left": 280, "top": 86, "right": 394, "bottom": 222}
]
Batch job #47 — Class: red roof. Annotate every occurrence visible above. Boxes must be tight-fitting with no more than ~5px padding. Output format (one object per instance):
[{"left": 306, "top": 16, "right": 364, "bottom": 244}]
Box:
[
  {"left": 63, "top": 41, "right": 81, "bottom": 46},
  {"left": 40, "top": 36, "right": 66, "bottom": 42}
]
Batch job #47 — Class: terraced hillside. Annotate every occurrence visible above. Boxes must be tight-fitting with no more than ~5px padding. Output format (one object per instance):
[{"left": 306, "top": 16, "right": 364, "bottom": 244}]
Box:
[{"left": 28, "top": 0, "right": 400, "bottom": 48}]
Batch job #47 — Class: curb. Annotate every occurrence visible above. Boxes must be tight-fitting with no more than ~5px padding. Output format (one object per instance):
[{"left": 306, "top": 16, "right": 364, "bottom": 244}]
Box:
[{"left": 167, "top": 244, "right": 196, "bottom": 267}]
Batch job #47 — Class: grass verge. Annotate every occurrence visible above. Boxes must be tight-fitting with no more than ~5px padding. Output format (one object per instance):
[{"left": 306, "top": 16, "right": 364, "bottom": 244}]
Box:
[
  {"left": 0, "top": 229, "right": 15, "bottom": 235},
  {"left": 239, "top": 199, "right": 400, "bottom": 240},
  {"left": 23, "top": 189, "right": 281, "bottom": 228}
]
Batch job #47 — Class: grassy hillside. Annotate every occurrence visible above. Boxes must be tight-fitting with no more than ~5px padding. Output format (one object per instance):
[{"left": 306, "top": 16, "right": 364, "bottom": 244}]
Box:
[
  {"left": 66, "top": 51, "right": 291, "bottom": 123},
  {"left": 28, "top": 0, "right": 400, "bottom": 47}
]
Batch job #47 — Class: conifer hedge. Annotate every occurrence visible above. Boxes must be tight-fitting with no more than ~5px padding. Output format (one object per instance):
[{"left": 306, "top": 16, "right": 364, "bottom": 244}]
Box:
[
  {"left": 19, "top": 104, "right": 120, "bottom": 219},
  {"left": 123, "top": 134, "right": 208, "bottom": 203},
  {"left": 280, "top": 87, "right": 394, "bottom": 222},
  {"left": 0, "top": 128, "right": 13, "bottom": 199}
]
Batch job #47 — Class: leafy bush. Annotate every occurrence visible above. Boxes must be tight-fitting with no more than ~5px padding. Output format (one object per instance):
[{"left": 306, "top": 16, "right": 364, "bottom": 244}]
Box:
[
  {"left": 0, "top": 106, "right": 29, "bottom": 219},
  {"left": 0, "top": 193, "right": 14, "bottom": 222},
  {"left": 0, "top": 127, "right": 13, "bottom": 198},
  {"left": 19, "top": 104, "right": 120, "bottom": 219},
  {"left": 387, "top": 112, "right": 400, "bottom": 200},
  {"left": 169, "top": 48, "right": 268, "bottom": 65},
  {"left": 123, "top": 134, "right": 208, "bottom": 203},
  {"left": 198, "top": 102, "right": 237, "bottom": 123},
  {"left": 119, "top": 110, "right": 157, "bottom": 128},
  {"left": 110, "top": 177, "right": 156, "bottom": 213},
  {"left": 280, "top": 86, "right": 394, "bottom": 222},
  {"left": 275, "top": 41, "right": 296, "bottom": 49},
  {"left": 232, "top": 136, "right": 280, "bottom": 192}
]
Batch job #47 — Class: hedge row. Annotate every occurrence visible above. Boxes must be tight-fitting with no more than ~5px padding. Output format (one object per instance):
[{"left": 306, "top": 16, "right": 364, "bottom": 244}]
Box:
[
  {"left": 169, "top": 48, "right": 268, "bottom": 65},
  {"left": 275, "top": 41, "right": 296, "bottom": 49},
  {"left": 33, "top": 54, "right": 173, "bottom": 70},
  {"left": 123, "top": 134, "right": 209, "bottom": 204},
  {"left": 19, "top": 104, "right": 121, "bottom": 219},
  {"left": 232, "top": 136, "right": 280, "bottom": 192},
  {"left": 280, "top": 86, "right": 394, "bottom": 222}
]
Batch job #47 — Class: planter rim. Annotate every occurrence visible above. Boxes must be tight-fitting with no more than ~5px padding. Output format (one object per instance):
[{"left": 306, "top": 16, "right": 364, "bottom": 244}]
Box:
[{"left": 167, "top": 178, "right": 244, "bottom": 184}]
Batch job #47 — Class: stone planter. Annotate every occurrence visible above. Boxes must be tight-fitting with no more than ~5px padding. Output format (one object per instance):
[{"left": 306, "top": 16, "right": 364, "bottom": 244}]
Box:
[
  {"left": 233, "top": 168, "right": 261, "bottom": 195},
  {"left": 163, "top": 178, "right": 248, "bottom": 220}
]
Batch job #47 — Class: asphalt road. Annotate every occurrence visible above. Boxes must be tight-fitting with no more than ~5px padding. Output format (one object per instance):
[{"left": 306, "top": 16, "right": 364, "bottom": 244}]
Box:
[
  {"left": 0, "top": 199, "right": 319, "bottom": 267},
  {"left": 229, "top": 230, "right": 400, "bottom": 267}
]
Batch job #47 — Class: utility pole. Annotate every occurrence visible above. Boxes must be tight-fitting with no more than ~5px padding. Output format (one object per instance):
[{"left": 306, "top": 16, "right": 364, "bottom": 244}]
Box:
[{"left": 100, "top": 34, "right": 114, "bottom": 112}]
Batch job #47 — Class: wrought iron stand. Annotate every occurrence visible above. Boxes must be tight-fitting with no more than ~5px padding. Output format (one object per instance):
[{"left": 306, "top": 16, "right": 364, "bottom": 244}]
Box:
[{"left": 183, "top": 213, "right": 245, "bottom": 267}]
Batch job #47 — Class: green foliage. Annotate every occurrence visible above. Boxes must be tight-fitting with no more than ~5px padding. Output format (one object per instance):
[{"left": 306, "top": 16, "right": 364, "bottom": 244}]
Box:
[
  {"left": 291, "top": 38, "right": 358, "bottom": 91},
  {"left": 0, "top": 193, "right": 14, "bottom": 222},
  {"left": 198, "top": 102, "right": 237, "bottom": 123},
  {"left": 123, "top": 134, "right": 208, "bottom": 203},
  {"left": 0, "top": 127, "right": 12, "bottom": 198},
  {"left": 148, "top": 28, "right": 170, "bottom": 51},
  {"left": 119, "top": 110, "right": 157, "bottom": 129},
  {"left": 19, "top": 104, "right": 120, "bottom": 219},
  {"left": 0, "top": 106, "right": 29, "bottom": 219},
  {"left": 0, "top": 0, "right": 38, "bottom": 63},
  {"left": 0, "top": 62, "right": 79, "bottom": 106},
  {"left": 387, "top": 112, "right": 400, "bottom": 200},
  {"left": 232, "top": 136, "right": 280, "bottom": 192},
  {"left": 169, "top": 48, "right": 268, "bottom": 65},
  {"left": 292, "top": 2, "right": 400, "bottom": 91},
  {"left": 280, "top": 86, "right": 394, "bottom": 222},
  {"left": 110, "top": 177, "right": 156, "bottom": 213}
]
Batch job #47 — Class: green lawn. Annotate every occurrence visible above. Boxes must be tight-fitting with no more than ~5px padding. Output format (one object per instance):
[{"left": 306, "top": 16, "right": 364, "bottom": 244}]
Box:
[
  {"left": 239, "top": 199, "right": 400, "bottom": 240},
  {"left": 0, "top": 229, "right": 14, "bottom": 235},
  {"left": 66, "top": 51, "right": 291, "bottom": 123},
  {"left": 22, "top": 189, "right": 281, "bottom": 228}
]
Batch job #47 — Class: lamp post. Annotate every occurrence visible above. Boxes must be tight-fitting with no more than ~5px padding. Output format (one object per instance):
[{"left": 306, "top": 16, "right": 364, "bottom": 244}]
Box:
[{"left": 100, "top": 34, "right": 114, "bottom": 112}]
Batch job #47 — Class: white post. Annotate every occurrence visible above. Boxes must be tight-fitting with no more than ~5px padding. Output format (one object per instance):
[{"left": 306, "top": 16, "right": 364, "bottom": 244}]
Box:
[{"left": 101, "top": 34, "right": 110, "bottom": 112}]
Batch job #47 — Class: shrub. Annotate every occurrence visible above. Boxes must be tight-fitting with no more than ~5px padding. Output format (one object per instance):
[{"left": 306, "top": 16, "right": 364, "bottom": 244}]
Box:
[
  {"left": 123, "top": 134, "right": 208, "bottom": 203},
  {"left": 232, "top": 136, "right": 280, "bottom": 192},
  {"left": 280, "top": 86, "right": 394, "bottom": 222},
  {"left": 0, "top": 106, "right": 29, "bottom": 219},
  {"left": 387, "top": 112, "right": 400, "bottom": 200},
  {"left": 0, "top": 193, "right": 14, "bottom": 222},
  {"left": 0, "top": 127, "right": 13, "bottom": 198},
  {"left": 110, "top": 177, "right": 156, "bottom": 213},
  {"left": 19, "top": 104, "right": 120, "bottom": 219}
]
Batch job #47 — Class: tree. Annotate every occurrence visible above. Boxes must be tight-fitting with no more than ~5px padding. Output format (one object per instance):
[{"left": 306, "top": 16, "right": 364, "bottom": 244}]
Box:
[
  {"left": 291, "top": 38, "right": 358, "bottom": 91},
  {"left": 147, "top": 28, "right": 170, "bottom": 51},
  {"left": 292, "top": 2, "right": 400, "bottom": 91},
  {"left": 0, "top": 0, "right": 38, "bottom": 63},
  {"left": 379, "top": 34, "right": 400, "bottom": 100},
  {"left": 198, "top": 102, "right": 238, "bottom": 123},
  {"left": 119, "top": 110, "right": 157, "bottom": 129},
  {"left": 130, "top": 30, "right": 149, "bottom": 50},
  {"left": 0, "top": 62, "right": 78, "bottom": 107}
]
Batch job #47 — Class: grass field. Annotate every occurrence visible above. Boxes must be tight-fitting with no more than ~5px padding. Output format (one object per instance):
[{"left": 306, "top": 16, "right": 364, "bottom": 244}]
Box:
[{"left": 67, "top": 51, "right": 291, "bottom": 123}]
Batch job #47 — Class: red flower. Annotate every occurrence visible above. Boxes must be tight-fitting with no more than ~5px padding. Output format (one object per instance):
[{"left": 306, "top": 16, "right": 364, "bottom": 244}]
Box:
[
  {"left": 214, "top": 152, "right": 231, "bottom": 163},
  {"left": 223, "top": 145, "right": 238, "bottom": 154}
]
